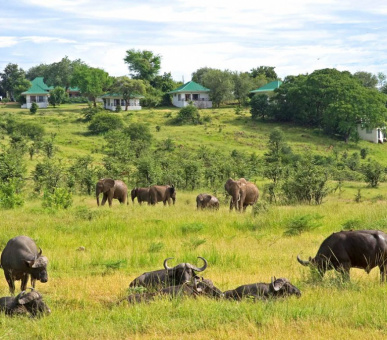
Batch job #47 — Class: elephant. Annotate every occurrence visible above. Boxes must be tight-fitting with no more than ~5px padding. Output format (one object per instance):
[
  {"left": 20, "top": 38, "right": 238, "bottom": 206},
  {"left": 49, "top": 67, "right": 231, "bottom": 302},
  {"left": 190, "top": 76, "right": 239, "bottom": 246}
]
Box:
[
  {"left": 96, "top": 178, "right": 128, "bottom": 207},
  {"left": 131, "top": 187, "right": 150, "bottom": 205},
  {"left": 196, "top": 194, "right": 219, "bottom": 210},
  {"left": 149, "top": 185, "right": 176, "bottom": 205},
  {"left": 224, "top": 178, "right": 259, "bottom": 212}
]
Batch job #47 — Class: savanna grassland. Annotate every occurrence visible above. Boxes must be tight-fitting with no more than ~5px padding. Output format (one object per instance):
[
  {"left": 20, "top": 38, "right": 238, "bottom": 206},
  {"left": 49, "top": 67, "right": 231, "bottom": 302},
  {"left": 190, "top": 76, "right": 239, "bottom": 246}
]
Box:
[{"left": 1, "top": 103, "right": 387, "bottom": 339}]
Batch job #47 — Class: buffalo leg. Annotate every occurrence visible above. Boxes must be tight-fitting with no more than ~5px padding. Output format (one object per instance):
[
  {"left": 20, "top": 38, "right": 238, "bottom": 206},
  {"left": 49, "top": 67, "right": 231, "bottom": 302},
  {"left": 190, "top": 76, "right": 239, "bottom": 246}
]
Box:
[
  {"left": 379, "top": 265, "right": 386, "bottom": 283},
  {"left": 338, "top": 263, "right": 351, "bottom": 281},
  {"left": 4, "top": 271, "right": 15, "bottom": 295},
  {"left": 21, "top": 273, "right": 29, "bottom": 291}
]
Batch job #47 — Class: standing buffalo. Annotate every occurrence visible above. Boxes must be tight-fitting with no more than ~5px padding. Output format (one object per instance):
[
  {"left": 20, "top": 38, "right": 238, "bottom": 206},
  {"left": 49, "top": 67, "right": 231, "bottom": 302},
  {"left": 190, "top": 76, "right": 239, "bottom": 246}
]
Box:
[
  {"left": 223, "top": 277, "right": 301, "bottom": 300},
  {"left": 131, "top": 187, "right": 150, "bottom": 205},
  {"left": 129, "top": 257, "right": 208, "bottom": 289},
  {"left": 196, "top": 194, "right": 219, "bottom": 210},
  {"left": 297, "top": 230, "right": 387, "bottom": 281},
  {"left": 149, "top": 185, "right": 176, "bottom": 205},
  {"left": 1, "top": 236, "right": 48, "bottom": 294},
  {"left": 96, "top": 178, "right": 128, "bottom": 207}
]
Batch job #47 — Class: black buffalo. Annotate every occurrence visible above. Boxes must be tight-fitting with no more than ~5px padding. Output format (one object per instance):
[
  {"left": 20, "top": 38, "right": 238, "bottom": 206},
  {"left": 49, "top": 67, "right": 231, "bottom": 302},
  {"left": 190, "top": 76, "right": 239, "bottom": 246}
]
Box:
[
  {"left": 1, "top": 236, "right": 48, "bottom": 294},
  {"left": 223, "top": 277, "right": 301, "bottom": 300},
  {"left": 129, "top": 257, "right": 208, "bottom": 289},
  {"left": 297, "top": 229, "right": 387, "bottom": 281}
]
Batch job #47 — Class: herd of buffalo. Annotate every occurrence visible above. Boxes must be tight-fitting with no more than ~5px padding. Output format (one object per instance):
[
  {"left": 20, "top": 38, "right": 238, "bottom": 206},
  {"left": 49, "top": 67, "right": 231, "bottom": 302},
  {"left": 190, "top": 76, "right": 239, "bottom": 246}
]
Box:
[{"left": 1, "top": 177, "right": 387, "bottom": 318}]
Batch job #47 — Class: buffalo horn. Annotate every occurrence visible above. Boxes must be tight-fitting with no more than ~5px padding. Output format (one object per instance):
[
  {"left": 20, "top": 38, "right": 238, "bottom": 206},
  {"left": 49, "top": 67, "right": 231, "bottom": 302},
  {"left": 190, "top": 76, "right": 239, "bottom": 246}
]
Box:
[
  {"left": 163, "top": 257, "right": 174, "bottom": 270},
  {"left": 191, "top": 257, "right": 208, "bottom": 272},
  {"left": 38, "top": 248, "right": 42, "bottom": 256},
  {"left": 297, "top": 255, "right": 310, "bottom": 266}
]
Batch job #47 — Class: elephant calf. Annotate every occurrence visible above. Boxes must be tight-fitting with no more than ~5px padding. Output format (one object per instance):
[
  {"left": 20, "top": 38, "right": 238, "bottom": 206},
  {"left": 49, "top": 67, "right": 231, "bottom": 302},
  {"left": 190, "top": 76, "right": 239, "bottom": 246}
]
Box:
[
  {"left": 196, "top": 194, "right": 220, "bottom": 210},
  {"left": 131, "top": 187, "right": 150, "bottom": 205},
  {"left": 0, "top": 289, "right": 51, "bottom": 317}
]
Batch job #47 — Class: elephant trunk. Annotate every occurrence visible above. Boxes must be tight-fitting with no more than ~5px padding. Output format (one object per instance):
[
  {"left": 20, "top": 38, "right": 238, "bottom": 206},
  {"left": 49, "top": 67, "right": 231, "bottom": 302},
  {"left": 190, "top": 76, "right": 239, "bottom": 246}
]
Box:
[{"left": 96, "top": 188, "right": 100, "bottom": 206}]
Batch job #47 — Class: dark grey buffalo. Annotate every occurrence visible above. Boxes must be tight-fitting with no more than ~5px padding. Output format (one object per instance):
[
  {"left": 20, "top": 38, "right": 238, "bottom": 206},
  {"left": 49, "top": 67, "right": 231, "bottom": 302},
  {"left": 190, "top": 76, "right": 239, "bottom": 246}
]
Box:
[
  {"left": 123, "top": 276, "right": 223, "bottom": 304},
  {"left": 129, "top": 257, "right": 208, "bottom": 289},
  {"left": 1, "top": 236, "right": 48, "bottom": 294},
  {"left": 0, "top": 289, "right": 51, "bottom": 317},
  {"left": 297, "top": 230, "right": 387, "bottom": 281},
  {"left": 223, "top": 277, "right": 301, "bottom": 300}
]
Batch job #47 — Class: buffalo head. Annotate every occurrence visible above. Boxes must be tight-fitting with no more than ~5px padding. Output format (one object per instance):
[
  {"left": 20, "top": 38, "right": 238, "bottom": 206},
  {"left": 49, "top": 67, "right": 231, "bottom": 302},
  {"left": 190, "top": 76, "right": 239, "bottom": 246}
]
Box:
[{"left": 164, "top": 257, "right": 207, "bottom": 285}]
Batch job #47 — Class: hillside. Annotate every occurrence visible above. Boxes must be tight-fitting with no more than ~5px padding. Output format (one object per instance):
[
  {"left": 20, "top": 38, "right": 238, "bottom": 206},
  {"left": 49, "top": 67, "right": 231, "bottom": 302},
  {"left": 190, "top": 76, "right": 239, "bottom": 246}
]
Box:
[{"left": 1, "top": 103, "right": 387, "bottom": 339}]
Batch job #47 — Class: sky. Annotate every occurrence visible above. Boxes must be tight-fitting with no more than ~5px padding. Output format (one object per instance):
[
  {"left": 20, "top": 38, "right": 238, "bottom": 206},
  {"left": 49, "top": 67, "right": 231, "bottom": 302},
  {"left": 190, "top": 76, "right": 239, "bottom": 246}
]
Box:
[{"left": 1, "top": 0, "right": 387, "bottom": 82}]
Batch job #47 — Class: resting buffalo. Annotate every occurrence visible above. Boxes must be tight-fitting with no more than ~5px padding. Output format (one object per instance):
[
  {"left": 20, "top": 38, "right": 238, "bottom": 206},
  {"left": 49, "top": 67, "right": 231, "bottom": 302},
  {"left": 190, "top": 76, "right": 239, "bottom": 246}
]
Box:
[
  {"left": 223, "top": 277, "right": 301, "bottom": 300},
  {"left": 129, "top": 257, "right": 208, "bottom": 289},
  {"left": 123, "top": 277, "right": 223, "bottom": 304},
  {"left": 0, "top": 289, "right": 51, "bottom": 317},
  {"left": 1, "top": 236, "right": 48, "bottom": 294},
  {"left": 297, "top": 230, "right": 387, "bottom": 281}
]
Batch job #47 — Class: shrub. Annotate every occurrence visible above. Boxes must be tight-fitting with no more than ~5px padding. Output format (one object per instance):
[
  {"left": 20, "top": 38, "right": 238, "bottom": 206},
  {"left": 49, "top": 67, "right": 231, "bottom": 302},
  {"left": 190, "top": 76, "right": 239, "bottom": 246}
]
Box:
[
  {"left": 0, "top": 179, "right": 24, "bottom": 209},
  {"left": 82, "top": 102, "right": 104, "bottom": 122},
  {"left": 88, "top": 112, "right": 124, "bottom": 134},
  {"left": 250, "top": 94, "right": 270, "bottom": 120},
  {"left": 176, "top": 105, "right": 200, "bottom": 125},
  {"left": 30, "top": 102, "right": 38, "bottom": 114},
  {"left": 362, "top": 160, "right": 385, "bottom": 187},
  {"left": 115, "top": 104, "right": 122, "bottom": 112},
  {"left": 284, "top": 214, "right": 323, "bottom": 236},
  {"left": 42, "top": 187, "right": 73, "bottom": 210}
]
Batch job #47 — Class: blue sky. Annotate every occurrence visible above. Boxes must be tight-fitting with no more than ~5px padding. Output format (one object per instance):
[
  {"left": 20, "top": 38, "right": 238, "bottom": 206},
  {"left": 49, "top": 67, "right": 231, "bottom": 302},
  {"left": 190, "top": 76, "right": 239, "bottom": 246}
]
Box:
[{"left": 1, "top": 0, "right": 387, "bottom": 82}]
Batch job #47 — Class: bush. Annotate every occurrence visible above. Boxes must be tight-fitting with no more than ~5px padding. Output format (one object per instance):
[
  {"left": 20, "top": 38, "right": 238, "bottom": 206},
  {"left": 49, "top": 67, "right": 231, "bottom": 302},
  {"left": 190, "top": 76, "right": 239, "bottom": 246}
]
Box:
[
  {"left": 250, "top": 94, "right": 270, "bottom": 120},
  {"left": 82, "top": 102, "right": 104, "bottom": 122},
  {"left": 30, "top": 102, "right": 38, "bottom": 114},
  {"left": 42, "top": 187, "right": 73, "bottom": 210},
  {"left": 0, "top": 179, "right": 24, "bottom": 209},
  {"left": 5, "top": 119, "right": 45, "bottom": 141},
  {"left": 88, "top": 112, "right": 124, "bottom": 134},
  {"left": 362, "top": 160, "right": 385, "bottom": 187},
  {"left": 175, "top": 105, "right": 200, "bottom": 125}
]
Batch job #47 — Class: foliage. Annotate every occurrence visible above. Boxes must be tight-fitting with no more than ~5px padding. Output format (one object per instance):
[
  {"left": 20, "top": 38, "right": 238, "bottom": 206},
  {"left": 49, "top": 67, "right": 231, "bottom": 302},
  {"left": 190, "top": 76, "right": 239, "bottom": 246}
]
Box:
[
  {"left": 42, "top": 187, "right": 73, "bottom": 209},
  {"left": 30, "top": 102, "right": 38, "bottom": 114},
  {"left": 110, "top": 76, "right": 146, "bottom": 110},
  {"left": 0, "top": 179, "right": 24, "bottom": 209},
  {"left": 81, "top": 102, "right": 104, "bottom": 122},
  {"left": 0, "top": 146, "right": 26, "bottom": 185},
  {"left": 250, "top": 66, "right": 278, "bottom": 81},
  {"left": 150, "top": 72, "right": 179, "bottom": 106},
  {"left": 175, "top": 105, "right": 201, "bottom": 125},
  {"left": 48, "top": 86, "right": 67, "bottom": 107},
  {"left": 353, "top": 71, "right": 378, "bottom": 88},
  {"left": 4, "top": 118, "right": 45, "bottom": 140},
  {"left": 202, "top": 69, "right": 234, "bottom": 107},
  {"left": 233, "top": 72, "right": 254, "bottom": 106},
  {"left": 0, "top": 63, "right": 29, "bottom": 100},
  {"left": 283, "top": 214, "right": 322, "bottom": 236},
  {"left": 33, "top": 158, "right": 67, "bottom": 194},
  {"left": 123, "top": 49, "right": 161, "bottom": 82},
  {"left": 250, "top": 94, "right": 270, "bottom": 120},
  {"left": 362, "top": 159, "right": 385, "bottom": 187},
  {"left": 71, "top": 65, "right": 113, "bottom": 107},
  {"left": 68, "top": 155, "right": 101, "bottom": 195},
  {"left": 88, "top": 112, "right": 124, "bottom": 134}
]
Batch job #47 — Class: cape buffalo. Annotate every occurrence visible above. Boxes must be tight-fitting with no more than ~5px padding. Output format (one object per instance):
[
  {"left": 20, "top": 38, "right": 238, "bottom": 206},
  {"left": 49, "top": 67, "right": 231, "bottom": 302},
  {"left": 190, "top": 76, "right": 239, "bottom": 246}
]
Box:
[
  {"left": 223, "top": 277, "right": 301, "bottom": 300},
  {"left": 1, "top": 236, "right": 48, "bottom": 294},
  {"left": 297, "top": 229, "right": 387, "bottom": 281},
  {"left": 129, "top": 257, "right": 208, "bottom": 289}
]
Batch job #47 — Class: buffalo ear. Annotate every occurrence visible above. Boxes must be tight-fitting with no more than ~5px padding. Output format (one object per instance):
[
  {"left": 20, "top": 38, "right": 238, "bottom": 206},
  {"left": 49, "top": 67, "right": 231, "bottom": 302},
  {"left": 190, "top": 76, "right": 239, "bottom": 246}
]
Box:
[{"left": 25, "top": 260, "right": 35, "bottom": 268}]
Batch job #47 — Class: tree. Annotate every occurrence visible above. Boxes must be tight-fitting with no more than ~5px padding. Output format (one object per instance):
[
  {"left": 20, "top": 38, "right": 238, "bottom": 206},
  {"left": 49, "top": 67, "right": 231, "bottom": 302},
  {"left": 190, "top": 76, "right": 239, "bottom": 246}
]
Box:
[
  {"left": 250, "top": 66, "right": 278, "bottom": 81},
  {"left": 250, "top": 94, "right": 270, "bottom": 120},
  {"left": 110, "top": 76, "right": 146, "bottom": 111},
  {"left": 191, "top": 67, "right": 214, "bottom": 84},
  {"left": 201, "top": 69, "right": 233, "bottom": 107},
  {"left": 48, "top": 86, "right": 67, "bottom": 107},
  {"left": 71, "top": 65, "right": 113, "bottom": 107},
  {"left": 353, "top": 71, "right": 378, "bottom": 88},
  {"left": 123, "top": 49, "right": 161, "bottom": 81},
  {"left": 0, "top": 63, "right": 29, "bottom": 100},
  {"left": 151, "top": 72, "right": 179, "bottom": 106},
  {"left": 233, "top": 72, "right": 254, "bottom": 106}
]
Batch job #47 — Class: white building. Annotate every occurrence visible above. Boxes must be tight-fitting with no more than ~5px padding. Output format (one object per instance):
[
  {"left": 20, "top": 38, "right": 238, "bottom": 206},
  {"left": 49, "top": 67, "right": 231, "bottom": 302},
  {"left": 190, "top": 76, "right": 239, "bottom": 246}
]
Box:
[
  {"left": 168, "top": 81, "right": 212, "bottom": 108},
  {"left": 357, "top": 125, "right": 385, "bottom": 143},
  {"left": 101, "top": 93, "right": 143, "bottom": 111},
  {"left": 21, "top": 77, "right": 51, "bottom": 109}
]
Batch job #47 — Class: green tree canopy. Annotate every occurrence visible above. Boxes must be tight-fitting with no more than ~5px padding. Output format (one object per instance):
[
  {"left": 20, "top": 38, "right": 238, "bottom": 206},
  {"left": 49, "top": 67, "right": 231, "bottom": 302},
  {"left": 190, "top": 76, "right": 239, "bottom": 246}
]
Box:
[
  {"left": 0, "top": 63, "right": 29, "bottom": 100},
  {"left": 48, "top": 86, "right": 67, "bottom": 107},
  {"left": 110, "top": 76, "right": 146, "bottom": 110},
  {"left": 201, "top": 69, "right": 233, "bottom": 107},
  {"left": 123, "top": 49, "right": 161, "bottom": 82},
  {"left": 71, "top": 65, "right": 113, "bottom": 107},
  {"left": 233, "top": 72, "right": 254, "bottom": 106}
]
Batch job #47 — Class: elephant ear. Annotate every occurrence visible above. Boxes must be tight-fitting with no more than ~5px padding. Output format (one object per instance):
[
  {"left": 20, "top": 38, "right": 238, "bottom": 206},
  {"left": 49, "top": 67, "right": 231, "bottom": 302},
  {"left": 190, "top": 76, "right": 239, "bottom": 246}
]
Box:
[{"left": 103, "top": 178, "right": 115, "bottom": 191}]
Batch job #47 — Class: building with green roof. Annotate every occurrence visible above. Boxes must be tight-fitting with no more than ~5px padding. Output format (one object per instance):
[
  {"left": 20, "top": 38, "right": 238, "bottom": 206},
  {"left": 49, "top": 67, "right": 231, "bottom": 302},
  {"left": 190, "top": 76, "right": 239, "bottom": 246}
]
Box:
[
  {"left": 21, "top": 77, "right": 51, "bottom": 109},
  {"left": 168, "top": 81, "right": 212, "bottom": 108},
  {"left": 100, "top": 92, "right": 144, "bottom": 111},
  {"left": 250, "top": 80, "right": 282, "bottom": 94}
]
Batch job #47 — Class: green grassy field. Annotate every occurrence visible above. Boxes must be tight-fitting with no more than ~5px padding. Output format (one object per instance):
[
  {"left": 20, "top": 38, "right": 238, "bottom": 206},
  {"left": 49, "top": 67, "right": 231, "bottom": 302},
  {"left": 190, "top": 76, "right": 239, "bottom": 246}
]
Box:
[{"left": 1, "top": 103, "right": 387, "bottom": 339}]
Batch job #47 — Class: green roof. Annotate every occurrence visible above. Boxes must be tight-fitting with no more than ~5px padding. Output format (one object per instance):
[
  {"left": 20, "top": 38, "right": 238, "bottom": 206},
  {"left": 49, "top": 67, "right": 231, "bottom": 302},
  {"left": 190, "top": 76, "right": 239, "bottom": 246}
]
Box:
[
  {"left": 21, "top": 77, "right": 51, "bottom": 95},
  {"left": 101, "top": 93, "right": 144, "bottom": 99},
  {"left": 167, "top": 81, "right": 210, "bottom": 94},
  {"left": 250, "top": 80, "right": 282, "bottom": 93},
  {"left": 68, "top": 87, "right": 80, "bottom": 92}
]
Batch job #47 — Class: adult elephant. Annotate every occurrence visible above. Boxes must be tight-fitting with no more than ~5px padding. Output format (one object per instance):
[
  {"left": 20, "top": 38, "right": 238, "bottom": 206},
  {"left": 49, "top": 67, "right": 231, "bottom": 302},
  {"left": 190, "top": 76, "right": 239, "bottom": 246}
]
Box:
[
  {"left": 149, "top": 185, "right": 176, "bottom": 206},
  {"left": 96, "top": 178, "right": 128, "bottom": 207},
  {"left": 225, "top": 178, "right": 259, "bottom": 212},
  {"left": 131, "top": 187, "right": 150, "bottom": 205}
]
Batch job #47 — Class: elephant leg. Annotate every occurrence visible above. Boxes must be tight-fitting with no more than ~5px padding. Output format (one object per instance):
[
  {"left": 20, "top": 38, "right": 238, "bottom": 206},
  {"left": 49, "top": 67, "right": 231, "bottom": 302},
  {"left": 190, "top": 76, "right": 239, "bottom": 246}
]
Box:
[
  {"left": 21, "top": 273, "right": 29, "bottom": 291},
  {"left": 101, "top": 194, "right": 108, "bottom": 206},
  {"left": 107, "top": 194, "right": 113, "bottom": 207}
]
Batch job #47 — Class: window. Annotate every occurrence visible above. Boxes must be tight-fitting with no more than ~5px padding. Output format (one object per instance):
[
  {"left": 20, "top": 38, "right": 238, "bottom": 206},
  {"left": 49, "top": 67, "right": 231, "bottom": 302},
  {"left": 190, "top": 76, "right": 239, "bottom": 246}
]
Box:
[
  {"left": 30, "top": 96, "right": 36, "bottom": 103},
  {"left": 178, "top": 94, "right": 181, "bottom": 101},
  {"left": 366, "top": 128, "right": 373, "bottom": 134},
  {"left": 38, "top": 96, "right": 44, "bottom": 102},
  {"left": 114, "top": 99, "right": 120, "bottom": 106},
  {"left": 192, "top": 94, "right": 199, "bottom": 100}
]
